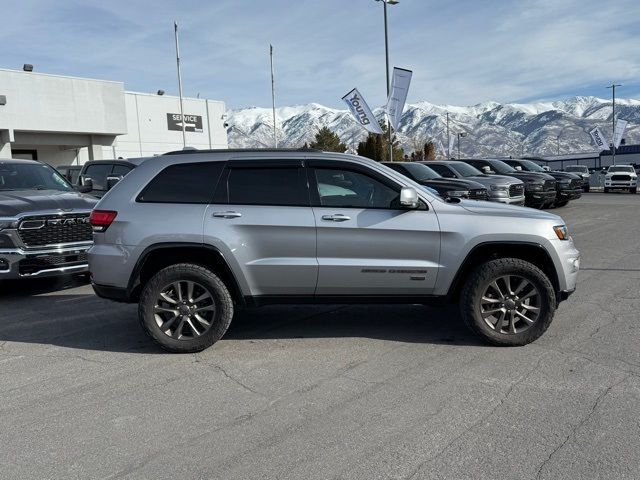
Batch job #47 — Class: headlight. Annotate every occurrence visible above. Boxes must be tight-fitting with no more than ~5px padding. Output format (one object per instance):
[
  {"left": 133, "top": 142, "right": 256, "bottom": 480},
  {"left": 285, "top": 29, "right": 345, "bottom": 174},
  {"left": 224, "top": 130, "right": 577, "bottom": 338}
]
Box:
[
  {"left": 446, "top": 190, "right": 469, "bottom": 198},
  {"left": 0, "top": 220, "right": 14, "bottom": 231},
  {"left": 528, "top": 183, "right": 543, "bottom": 191},
  {"left": 553, "top": 225, "right": 569, "bottom": 241},
  {"left": 490, "top": 185, "right": 508, "bottom": 191}
]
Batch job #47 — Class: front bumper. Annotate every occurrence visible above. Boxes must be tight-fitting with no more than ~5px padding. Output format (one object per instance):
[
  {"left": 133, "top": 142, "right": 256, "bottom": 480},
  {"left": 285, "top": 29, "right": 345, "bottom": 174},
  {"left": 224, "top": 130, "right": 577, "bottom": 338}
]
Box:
[
  {"left": 0, "top": 245, "right": 90, "bottom": 279},
  {"left": 604, "top": 180, "right": 637, "bottom": 188},
  {"left": 557, "top": 187, "right": 582, "bottom": 201},
  {"left": 488, "top": 194, "right": 525, "bottom": 206},
  {"left": 526, "top": 190, "right": 556, "bottom": 207}
]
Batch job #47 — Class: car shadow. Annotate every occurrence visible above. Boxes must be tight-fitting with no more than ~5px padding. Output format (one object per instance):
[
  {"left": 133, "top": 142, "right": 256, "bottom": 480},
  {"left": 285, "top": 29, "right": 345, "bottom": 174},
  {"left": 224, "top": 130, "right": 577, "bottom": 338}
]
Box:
[{"left": 0, "top": 286, "right": 483, "bottom": 353}]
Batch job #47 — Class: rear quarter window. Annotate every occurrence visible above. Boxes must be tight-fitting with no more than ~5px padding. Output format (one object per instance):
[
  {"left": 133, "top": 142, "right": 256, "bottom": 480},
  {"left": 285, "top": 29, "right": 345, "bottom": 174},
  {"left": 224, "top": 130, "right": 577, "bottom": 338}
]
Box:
[{"left": 137, "top": 162, "right": 225, "bottom": 203}]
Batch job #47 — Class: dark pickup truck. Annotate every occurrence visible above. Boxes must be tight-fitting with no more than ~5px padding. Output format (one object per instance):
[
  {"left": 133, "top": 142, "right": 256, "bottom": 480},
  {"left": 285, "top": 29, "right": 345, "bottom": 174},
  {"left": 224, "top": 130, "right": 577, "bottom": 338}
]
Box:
[{"left": 0, "top": 159, "right": 97, "bottom": 279}]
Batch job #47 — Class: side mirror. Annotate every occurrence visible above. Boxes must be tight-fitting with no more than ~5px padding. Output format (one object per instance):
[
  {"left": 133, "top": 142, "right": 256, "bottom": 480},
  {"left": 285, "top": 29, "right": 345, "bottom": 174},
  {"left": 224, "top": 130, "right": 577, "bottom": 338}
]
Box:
[
  {"left": 514, "top": 166, "right": 522, "bottom": 171},
  {"left": 481, "top": 166, "right": 492, "bottom": 174},
  {"left": 82, "top": 177, "right": 93, "bottom": 189},
  {"left": 106, "top": 176, "right": 122, "bottom": 190},
  {"left": 400, "top": 187, "right": 419, "bottom": 209}
]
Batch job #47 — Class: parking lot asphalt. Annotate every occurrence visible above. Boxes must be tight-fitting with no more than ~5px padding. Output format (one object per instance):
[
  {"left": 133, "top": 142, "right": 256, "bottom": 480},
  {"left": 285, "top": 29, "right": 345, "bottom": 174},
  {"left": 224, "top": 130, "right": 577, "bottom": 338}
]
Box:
[{"left": 1, "top": 193, "right": 639, "bottom": 480}]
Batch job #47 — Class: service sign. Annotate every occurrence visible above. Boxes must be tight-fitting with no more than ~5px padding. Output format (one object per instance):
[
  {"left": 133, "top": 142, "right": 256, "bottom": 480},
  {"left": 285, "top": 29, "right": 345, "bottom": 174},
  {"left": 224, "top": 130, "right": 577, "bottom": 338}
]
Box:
[{"left": 167, "top": 113, "right": 203, "bottom": 132}]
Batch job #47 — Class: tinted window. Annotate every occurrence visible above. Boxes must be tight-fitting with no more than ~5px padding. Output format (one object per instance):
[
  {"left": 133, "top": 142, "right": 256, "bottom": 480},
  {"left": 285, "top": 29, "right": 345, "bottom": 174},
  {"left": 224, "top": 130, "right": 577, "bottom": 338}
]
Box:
[
  {"left": 111, "top": 165, "right": 132, "bottom": 177},
  {"left": 449, "top": 162, "right": 483, "bottom": 177},
  {"left": 138, "top": 162, "right": 224, "bottom": 203},
  {"left": 429, "top": 164, "right": 456, "bottom": 178},
  {"left": 0, "top": 163, "right": 72, "bottom": 192},
  {"left": 83, "top": 164, "right": 112, "bottom": 190},
  {"left": 226, "top": 167, "right": 308, "bottom": 206},
  {"left": 314, "top": 168, "right": 399, "bottom": 208},
  {"left": 402, "top": 163, "right": 439, "bottom": 181},
  {"left": 68, "top": 168, "right": 80, "bottom": 184}
]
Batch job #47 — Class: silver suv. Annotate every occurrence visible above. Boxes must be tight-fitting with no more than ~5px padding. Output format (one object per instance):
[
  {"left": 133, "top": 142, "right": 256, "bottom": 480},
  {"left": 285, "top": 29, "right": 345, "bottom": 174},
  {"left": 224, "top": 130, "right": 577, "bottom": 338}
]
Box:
[{"left": 88, "top": 149, "right": 580, "bottom": 352}]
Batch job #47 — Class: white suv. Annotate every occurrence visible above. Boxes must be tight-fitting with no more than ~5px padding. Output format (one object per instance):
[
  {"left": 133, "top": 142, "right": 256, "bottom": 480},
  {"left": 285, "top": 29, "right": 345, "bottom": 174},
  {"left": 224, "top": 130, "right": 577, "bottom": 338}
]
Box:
[{"left": 604, "top": 165, "right": 637, "bottom": 194}]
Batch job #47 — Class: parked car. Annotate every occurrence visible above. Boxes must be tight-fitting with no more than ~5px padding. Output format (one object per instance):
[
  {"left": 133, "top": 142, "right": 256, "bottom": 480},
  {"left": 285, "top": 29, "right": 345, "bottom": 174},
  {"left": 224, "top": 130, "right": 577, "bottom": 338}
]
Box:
[
  {"left": 423, "top": 161, "right": 525, "bottom": 206},
  {"left": 381, "top": 162, "right": 488, "bottom": 200},
  {"left": 459, "top": 159, "right": 557, "bottom": 209},
  {"left": 0, "top": 158, "right": 97, "bottom": 279},
  {"left": 603, "top": 165, "right": 637, "bottom": 193},
  {"left": 56, "top": 165, "right": 82, "bottom": 185},
  {"left": 503, "top": 159, "right": 582, "bottom": 207},
  {"left": 563, "top": 165, "right": 591, "bottom": 192},
  {"left": 78, "top": 159, "right": 141, "bottom": 198},
  {"left": 89, "top": 148, "right": 579, "bottom": 352}
]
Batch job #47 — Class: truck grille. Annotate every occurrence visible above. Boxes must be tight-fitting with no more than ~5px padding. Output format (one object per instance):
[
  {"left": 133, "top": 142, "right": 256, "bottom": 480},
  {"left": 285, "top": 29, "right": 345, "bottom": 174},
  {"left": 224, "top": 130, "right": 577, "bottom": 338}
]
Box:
[
  {"left": 469, "top": 189, "right": 488, "bottom": 200},
  {"left": 543, "top": 180, "right": 556, "bottom": 191},
  {"left": 611, "top": 175, "right": 631, "bottom": 181},
  {"left": 509, "top": 184, "right": 524, "bottom": 197},
  {"left": 17, "top": 213, "right": 92, "bottom": 248},
  {"left": 570, "top": 178, "right": 582, "bottom": 189}
]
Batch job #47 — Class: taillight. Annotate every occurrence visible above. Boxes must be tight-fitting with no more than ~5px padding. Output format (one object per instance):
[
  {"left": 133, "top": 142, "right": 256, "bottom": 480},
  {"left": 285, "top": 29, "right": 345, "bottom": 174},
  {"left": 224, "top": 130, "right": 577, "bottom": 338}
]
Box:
[{"left": 90, "top": 210, "right": 117, "bottom": 232}]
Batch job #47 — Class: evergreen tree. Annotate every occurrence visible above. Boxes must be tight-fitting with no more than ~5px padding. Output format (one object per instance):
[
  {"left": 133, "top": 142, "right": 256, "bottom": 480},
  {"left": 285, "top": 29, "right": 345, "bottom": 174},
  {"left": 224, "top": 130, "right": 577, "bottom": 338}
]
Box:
[
  {"left": 424, "top": 141, "right": 436, "bottom": 160},
  {"left": 309, "top": 127, "right": 347, "bottom": 152},
  {"left": 356, "top": 120, "right": 404, "bottom": 161}
]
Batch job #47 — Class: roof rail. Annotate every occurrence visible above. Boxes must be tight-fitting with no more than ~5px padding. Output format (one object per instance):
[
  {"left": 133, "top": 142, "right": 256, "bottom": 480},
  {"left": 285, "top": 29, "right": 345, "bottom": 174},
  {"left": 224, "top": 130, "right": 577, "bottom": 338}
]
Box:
[{"left": 162, "top": 147, "right": 321, "bottom": 156}]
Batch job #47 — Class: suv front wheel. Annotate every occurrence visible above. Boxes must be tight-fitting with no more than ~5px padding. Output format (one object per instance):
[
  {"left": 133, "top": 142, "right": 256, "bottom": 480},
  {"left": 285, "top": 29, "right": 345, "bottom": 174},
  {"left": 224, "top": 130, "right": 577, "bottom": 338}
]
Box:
[
  {"left": 460, "top": 258, "right": 556, "bottom": 346},
  {"left": 139, "top": 263, "right": 234, "bottom": 353}
]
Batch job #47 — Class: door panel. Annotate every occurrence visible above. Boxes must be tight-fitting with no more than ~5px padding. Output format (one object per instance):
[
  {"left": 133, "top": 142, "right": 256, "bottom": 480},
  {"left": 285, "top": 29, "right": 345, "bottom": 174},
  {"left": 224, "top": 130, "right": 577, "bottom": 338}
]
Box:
[{"left": 204, "top": 205, "right": 317, "bottom": 295}]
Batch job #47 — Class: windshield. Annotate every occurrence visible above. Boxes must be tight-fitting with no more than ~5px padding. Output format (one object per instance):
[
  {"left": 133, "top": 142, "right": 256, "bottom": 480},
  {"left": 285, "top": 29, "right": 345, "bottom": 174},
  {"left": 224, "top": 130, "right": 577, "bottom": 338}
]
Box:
[
  {"left": 402, "top": 163, "right": 440, "bottom": 181},
  {"left": 566, "top": 166, "right": 588, "bottom": 173},
  {"left": 519, "top": 160, "right": 546, "bottom": 172},
  {"left": 608, "top": 166, "right": 634, "bottom": 172},
  {"left": 450, "top": 162, "right": 483, "bottom": 177},
  {"left": 486, "top": 160, "right": 516, "bottom": 174},
  {"left": 0, "top": 163, "right": 73, "bottom": 192}
]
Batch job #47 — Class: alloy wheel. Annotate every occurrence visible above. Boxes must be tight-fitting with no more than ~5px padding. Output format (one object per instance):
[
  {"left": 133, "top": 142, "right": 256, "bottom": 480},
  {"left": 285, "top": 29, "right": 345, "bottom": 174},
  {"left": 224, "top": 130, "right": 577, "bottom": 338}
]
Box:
[
  {"left": 153, "top": 280, "right": 217, "bottom": 340},
  {"left": 479, "top": 275, "right": 541, "bottom": 334}
]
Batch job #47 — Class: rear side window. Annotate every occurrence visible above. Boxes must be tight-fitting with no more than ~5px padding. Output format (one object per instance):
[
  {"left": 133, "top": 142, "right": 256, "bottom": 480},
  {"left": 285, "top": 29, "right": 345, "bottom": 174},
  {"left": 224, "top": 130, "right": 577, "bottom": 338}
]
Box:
[
  {"left": 225, "top": 167, "right": 309, "bottom": 206},
  {"left": 111, "top": 165, "right": 132, "bottom": 177},
  {"left": 138, "top": 162, "right": 224, "bottom": 203}
]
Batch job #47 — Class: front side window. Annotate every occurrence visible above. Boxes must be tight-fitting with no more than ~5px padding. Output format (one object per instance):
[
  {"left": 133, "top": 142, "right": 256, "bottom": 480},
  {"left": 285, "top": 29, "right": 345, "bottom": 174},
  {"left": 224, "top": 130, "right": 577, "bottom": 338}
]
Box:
[
  {"left": 111, "top": 165, "right": 132, "bottom": 177},
  {"left": 138, "top": 162, "right": 224, "bottom": 203},
  {"left": 226, "top": 167, "right": 308, "bottom": 206},
  {"left": 429, "top": 164, "right": 457, "bottom": 178},
  {"left": 313, "top": 168, "right": 399, "bottom": 208},
  {"left": 449, "top": 163, "right": 482, "bottom": 177}
]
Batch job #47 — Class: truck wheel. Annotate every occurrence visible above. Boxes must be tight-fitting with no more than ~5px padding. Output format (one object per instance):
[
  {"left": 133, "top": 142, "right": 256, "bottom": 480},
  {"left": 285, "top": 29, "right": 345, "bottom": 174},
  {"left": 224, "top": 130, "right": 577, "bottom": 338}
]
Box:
[
  {"left": 604, "top": 187, "right": 609, "bottom": 193},
  {"left": 584, "top": 186, "right": 590, "bottom": 193},
  {"left": 460, "top": 258, "right": 556, "bottom": 346},
  {"left": 630, "top": 187, "right": 637, "bottom": 194},
  {"left": 554, "top": 200, "right": 568, "bottom": 207},
  {"left": 138, "top": 263, "right": 234, "bottom": 353}
]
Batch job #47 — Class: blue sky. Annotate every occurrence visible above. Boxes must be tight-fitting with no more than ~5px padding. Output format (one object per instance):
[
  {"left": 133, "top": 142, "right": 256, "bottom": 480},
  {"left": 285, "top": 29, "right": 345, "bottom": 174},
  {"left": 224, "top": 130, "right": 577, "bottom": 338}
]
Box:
[{"left": 3, "top": 0, "right": 640, "bottom": 109}]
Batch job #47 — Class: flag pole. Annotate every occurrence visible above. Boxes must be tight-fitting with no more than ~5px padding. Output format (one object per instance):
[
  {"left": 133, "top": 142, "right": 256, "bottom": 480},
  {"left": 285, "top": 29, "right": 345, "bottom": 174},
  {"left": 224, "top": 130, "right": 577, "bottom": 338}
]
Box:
[
  {"left": 174, "top": 21, "right": 186, "bottom": 149},
  {"left": 270, "top": 44, "right": 278, "bottom": 148}
]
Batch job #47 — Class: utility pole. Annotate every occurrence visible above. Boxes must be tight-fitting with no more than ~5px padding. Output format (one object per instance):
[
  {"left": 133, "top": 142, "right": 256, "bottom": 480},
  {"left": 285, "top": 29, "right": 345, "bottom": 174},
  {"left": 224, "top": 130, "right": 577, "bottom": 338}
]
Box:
[
  {"left": 174, "top": 21, "right": 186, "bottom": 149},
  {"left": 606, "top": 83, "right": 621, "bottom": 165},
  {"left": 446, "top": 112, "right": 450, "bottom": 158},
  {"left": 270, "top": 44, "right": 278, "bottom": 148},
  {"left": 383, "top": 1, "right": 393, "bottom": 160}
]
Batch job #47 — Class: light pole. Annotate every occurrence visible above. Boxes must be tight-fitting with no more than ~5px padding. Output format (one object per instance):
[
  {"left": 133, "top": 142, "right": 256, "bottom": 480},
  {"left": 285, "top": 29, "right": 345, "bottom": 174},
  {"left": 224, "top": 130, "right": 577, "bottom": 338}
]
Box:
[
  {"left": 375, "top": 0, "right": 399, "bottom": 161},
  {"left": 606, "top": 83, "right": 621, "bottom": 165},
  {"left": 556, "top": 134, "right": 560, "bottom": 155},
  {"left": 457, "top": 132, "right": 467, "bottom": 159}
]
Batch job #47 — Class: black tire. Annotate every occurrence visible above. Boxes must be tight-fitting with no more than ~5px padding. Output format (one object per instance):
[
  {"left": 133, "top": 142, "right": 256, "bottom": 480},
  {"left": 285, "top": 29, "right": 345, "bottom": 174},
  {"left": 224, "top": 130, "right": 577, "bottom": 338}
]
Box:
[
  {"left": 138, "top": 263, "right": 234, "bottom": 353},
  {"left": 604, "top": 187, "right": 609, "bottom": 193},
  {"left": 631, "top": 187, "right": 637, "bottom": 194},
  {"left": 584, "top": 186, "right": 590, "bottom": 193},
  {"left": 460, "top": 258, "right": 556, "bottom": 346},
  {"left": 554, "top": 200, "right": 569, "bottom": 208}
]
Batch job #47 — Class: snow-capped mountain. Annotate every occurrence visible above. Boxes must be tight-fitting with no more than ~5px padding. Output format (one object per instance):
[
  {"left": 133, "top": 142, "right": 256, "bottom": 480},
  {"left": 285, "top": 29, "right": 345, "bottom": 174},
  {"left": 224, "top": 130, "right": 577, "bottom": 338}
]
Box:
[{"left": 226, "top": 96, "right": 640, "bottom": 157}]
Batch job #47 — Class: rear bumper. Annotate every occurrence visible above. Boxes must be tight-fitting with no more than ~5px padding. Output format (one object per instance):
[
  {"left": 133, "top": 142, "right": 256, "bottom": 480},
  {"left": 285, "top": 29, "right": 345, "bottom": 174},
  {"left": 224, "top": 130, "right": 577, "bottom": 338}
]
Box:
[
  {"left": 0, "top": 245, "right": 90, "bottom": 279},
  {"left": 92, "top": 283, "right": 131, "bottom": 302}
]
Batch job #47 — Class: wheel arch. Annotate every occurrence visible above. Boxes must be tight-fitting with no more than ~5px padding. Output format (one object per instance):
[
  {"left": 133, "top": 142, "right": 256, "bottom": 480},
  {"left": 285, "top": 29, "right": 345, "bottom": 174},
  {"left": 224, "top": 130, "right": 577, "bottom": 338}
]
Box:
[
  {"left": 128, "top": 243, "right": 245, "bottom": 305},
  {"left": 446, "top": 241, "right": 560, "bottom": 302}
]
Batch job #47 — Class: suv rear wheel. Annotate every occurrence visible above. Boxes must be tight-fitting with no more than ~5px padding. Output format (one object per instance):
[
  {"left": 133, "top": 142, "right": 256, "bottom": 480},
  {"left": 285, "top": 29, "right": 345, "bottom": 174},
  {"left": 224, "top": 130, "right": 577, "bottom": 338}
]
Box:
[
  {"left": 460, "top": 258, "right": 556, "bottom": 346},
  {"left": 139, "top": 263, "right": 234, "bottom": 353}
]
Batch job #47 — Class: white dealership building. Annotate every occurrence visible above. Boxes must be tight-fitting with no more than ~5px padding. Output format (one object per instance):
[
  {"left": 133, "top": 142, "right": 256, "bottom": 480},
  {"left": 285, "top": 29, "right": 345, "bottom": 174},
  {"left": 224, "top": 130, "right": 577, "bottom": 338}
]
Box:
[{"left": 0, "top": 68, "right": 228, "bottom": 166}]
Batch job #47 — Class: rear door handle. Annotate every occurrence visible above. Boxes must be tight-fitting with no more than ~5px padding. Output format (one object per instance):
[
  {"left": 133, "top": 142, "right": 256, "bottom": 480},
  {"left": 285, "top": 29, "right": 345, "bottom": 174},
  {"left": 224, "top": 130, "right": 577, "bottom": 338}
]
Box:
[
  {"left": 321, "top": 214, "right": 351, "bottom": 222},
  {"left": 212, "top": 211, "right": 242, "bottom": 219}
]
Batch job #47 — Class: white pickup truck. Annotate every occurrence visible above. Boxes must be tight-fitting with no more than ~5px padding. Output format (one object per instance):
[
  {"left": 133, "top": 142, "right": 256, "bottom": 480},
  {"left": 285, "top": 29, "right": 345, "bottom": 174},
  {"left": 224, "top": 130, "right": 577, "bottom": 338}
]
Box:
[{"left": 604, "top": 165, "right": 638, "bottom": 194}]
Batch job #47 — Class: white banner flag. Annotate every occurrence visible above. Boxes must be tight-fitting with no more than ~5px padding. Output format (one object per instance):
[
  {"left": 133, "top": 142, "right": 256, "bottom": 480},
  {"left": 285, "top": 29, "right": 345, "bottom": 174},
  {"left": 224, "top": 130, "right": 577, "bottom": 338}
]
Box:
[
  {"left": 448, "top": 134, "right": 456, "bottom": 157},
  {"left": 613, "top": 119, "right": 628, "bottom": 148},
  {"left": 342, "top": 88, "right": 383, "bottom": 135},
  {"left": 384, "top": 67, "right": 413, "bottom": 131},
  {"left": 437, "top": 140, "right": 446, "bottom": 156},
  {"left": 589, "top": 127, "right": 609, "bottom": 150}
]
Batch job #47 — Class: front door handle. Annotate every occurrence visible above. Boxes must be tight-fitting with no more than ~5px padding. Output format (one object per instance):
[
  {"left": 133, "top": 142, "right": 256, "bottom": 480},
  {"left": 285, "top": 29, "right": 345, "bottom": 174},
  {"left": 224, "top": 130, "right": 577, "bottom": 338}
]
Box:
[
  {"left": 321, "top": 214, "right": 351, "bottom": 222},
  {"left": 212, "top": 211, "right": 242, "bottom": 219}
]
